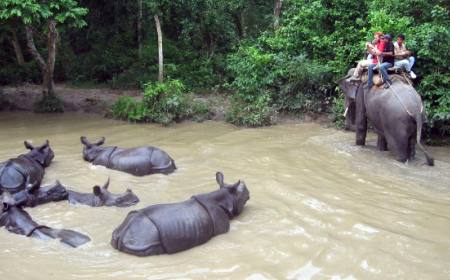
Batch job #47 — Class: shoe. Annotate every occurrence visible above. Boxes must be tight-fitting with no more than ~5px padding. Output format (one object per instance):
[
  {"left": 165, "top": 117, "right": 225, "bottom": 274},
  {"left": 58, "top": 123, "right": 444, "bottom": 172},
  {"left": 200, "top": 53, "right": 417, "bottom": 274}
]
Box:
[
  {"left": 409, "top": 71, "right": 417, "bottom": 79},
  {"left": 349, "top": 76, "right": 361, "bottom": 82},
  {"left": 384, "top": 81, "right": 392, "bottom": 89}
]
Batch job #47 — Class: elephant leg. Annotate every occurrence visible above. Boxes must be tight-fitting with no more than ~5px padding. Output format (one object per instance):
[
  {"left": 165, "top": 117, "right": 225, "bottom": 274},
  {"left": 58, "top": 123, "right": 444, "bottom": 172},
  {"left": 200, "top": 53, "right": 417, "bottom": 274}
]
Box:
[
  {"left": 355, "top": 119, "right": 367, "bottom": 146},
  {"left": 377, "top": 135, "right": 388, "bottom": 151},
  {"left": 385, "top": 132, "right": 409, "bottom": 163},
  {"left": 408, "top": 134, "right": 416, "bottom": 160}
]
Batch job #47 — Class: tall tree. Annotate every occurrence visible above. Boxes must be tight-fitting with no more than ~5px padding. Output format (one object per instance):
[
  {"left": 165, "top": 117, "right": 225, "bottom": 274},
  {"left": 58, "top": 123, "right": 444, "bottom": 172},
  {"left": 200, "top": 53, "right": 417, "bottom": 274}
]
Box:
[
  {"left": 273, "top": 0, "right": 283, "bottom": 29},
  {"left": 154, "top": 14, "right": 163, "bottom": 82},
  {"left": 0, "top": 0, "right": 87, "bottom": 101},
  {"left": 10, "top": 28, "right": 24, "bottom": 65}
]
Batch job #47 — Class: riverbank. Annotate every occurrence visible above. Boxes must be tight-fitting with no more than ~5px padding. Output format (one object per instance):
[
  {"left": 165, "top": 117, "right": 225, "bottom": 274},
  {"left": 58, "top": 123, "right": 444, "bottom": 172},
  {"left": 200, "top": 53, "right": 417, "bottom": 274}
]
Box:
[{"left": 0, "top": 83, "right": 331, "bottom": 125}]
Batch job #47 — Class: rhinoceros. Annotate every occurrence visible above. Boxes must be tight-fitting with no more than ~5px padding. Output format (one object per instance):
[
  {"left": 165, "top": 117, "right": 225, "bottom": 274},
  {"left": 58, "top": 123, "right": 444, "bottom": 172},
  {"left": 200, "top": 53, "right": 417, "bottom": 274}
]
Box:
[
  {"left": 67, "top": 178, "right": 140, "bottom": 207},
  {"left": 80, "top": 136, "right": 176, "bottom": 176},
  {"left": 111, "top": 172, "right": 250, "bottom": 256},
  {"left": 0, "top": 193, "right": 90, "bottom": 248},
  {"left": 0, "top": 140, "right": 54, "bottom": 194}
]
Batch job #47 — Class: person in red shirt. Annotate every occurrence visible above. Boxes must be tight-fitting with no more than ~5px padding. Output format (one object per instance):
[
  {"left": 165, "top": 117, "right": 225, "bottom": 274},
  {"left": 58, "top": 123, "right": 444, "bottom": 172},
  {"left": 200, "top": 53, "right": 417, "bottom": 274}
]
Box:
[{"left": 366, "top": 34, "right": 395, "bottom": 89}]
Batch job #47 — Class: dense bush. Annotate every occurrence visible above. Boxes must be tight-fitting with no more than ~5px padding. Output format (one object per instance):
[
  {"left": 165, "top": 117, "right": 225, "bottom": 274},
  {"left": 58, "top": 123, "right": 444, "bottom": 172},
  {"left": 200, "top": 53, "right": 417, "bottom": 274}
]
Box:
[{"left": 111, "top": 79, "right": 210, "bottom": 125}]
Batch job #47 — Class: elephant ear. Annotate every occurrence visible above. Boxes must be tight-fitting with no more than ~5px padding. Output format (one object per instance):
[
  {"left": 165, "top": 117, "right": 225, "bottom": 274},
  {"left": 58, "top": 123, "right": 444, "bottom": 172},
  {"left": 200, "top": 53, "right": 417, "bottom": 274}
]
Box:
[
  {"left": 24, "top": 140, "right": 34, "bottom": 150},
  {"left": 337, "top": 75, "right": 360, "bottom": 100},
  {"left": 216, "top": 172, "right": 225, "bottom": 188}
]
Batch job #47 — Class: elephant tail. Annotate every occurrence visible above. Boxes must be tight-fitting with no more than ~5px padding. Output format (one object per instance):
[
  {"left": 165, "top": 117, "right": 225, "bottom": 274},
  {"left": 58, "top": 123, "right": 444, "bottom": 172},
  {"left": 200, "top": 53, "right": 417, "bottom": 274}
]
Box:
[{"left": 415, "top": 113, "right": 434, "bottom": 166}]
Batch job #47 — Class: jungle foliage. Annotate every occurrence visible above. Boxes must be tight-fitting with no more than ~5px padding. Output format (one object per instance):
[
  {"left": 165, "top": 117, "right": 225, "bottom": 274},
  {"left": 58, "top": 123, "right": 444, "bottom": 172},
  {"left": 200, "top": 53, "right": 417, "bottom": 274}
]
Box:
[{"left": 0, "top": 0, "right": 448, "bottom": 138}]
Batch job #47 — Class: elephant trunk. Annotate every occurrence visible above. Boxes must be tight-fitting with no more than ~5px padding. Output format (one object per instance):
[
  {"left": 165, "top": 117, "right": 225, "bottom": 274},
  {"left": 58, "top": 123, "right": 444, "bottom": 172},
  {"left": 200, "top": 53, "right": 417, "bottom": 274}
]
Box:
[{"left": 415, "top": 113, "right": 434, "bottom": 166}]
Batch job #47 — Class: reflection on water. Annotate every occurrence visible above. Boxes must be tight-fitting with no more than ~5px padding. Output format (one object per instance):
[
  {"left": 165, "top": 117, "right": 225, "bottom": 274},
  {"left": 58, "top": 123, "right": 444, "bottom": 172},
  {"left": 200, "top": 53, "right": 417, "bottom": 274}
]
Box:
[{"left": 0, "top": 112, "right": 449, "bottom": 280}]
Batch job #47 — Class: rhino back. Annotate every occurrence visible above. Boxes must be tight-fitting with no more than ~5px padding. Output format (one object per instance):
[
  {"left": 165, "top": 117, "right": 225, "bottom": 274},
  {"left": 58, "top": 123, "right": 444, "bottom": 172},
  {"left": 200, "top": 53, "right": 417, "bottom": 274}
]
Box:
[
  {"left": 111, "top": 210, "right": 165, "bottom": 256},
  {"left": 143, "top": 199, "right": 214, "bottom": 254},
  {"left": 0, "top": 155, "right": 44, "bottom": 193}
]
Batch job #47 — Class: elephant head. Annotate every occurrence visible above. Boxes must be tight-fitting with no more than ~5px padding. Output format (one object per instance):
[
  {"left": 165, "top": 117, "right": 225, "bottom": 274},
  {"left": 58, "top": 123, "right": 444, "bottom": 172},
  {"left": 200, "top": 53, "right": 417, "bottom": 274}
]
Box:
[
  {"left": 215, "top": 172, "right": 250, "bottom": 216},
  {"left": 24, "top": 140, "right": 54, "bottom": 167},
  {"left": 337, "top": 69, "right": 362, "bottom": 131},
  {"left": 80, "top": 136, "right": 106, "bottom": 162}
]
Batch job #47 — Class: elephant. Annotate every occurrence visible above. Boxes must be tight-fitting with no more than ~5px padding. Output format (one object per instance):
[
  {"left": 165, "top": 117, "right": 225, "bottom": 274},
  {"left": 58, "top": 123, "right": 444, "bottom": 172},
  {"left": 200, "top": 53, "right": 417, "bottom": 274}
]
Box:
[
  {"left": 0, "top": 193, "right": 91, "bottom": 248},
  {"left": 67, "top": 178, "right": 140, "bottom": 207},
  {"left": 111, "top": 172, "right": 250, "bottom": 256},
  {"left": 80, "top": 136, "right": 176, "bottom": 176},
  {"left": 0, "top": 140, "right": 55, "bottom": 194},
  {"left": 338, "top": 70, "right": 434, "bottom": 165}
]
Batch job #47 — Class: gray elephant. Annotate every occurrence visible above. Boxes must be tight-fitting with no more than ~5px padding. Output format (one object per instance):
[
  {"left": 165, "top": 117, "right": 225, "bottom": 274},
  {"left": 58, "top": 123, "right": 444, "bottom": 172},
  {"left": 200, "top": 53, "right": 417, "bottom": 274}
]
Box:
[
  {"left": 338, "top": 71, "right": 434, "bottom": 165},
  {"left": 0, "top": 193, "right": 90, "bottom": 248},
  {"left": 80, "top": 136, "right": 176, "bottom": 176},
  {"left": 111, "top": 172, "right": 250, "bottom": 256},
  {"left": 0, "top": 140, "right": 55, "bottom": 194},
  {"left": 67, "top": 178, "right": 139, "bottom": 207}
]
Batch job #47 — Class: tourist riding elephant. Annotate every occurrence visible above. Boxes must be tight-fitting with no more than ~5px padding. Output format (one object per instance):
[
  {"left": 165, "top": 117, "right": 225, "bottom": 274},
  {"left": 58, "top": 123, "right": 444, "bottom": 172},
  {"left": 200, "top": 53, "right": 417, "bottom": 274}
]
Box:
[
  {"left": 80, "top": 136, "right": 176, "bottom": 176},
  {"left": 111, "top": 172, "right": 250, "bottom": 256},
  {"left": 67, "top": 178, "right": 140, "bottom": 207},
  {"left": 0, "top": 193, "right": 91, "bottom": 248},
  {"left": 338, "top": 70, "right": 434, "bottom": 165},
  {"left": 0, "top": 140, "right": 55, "bottom": 194}
]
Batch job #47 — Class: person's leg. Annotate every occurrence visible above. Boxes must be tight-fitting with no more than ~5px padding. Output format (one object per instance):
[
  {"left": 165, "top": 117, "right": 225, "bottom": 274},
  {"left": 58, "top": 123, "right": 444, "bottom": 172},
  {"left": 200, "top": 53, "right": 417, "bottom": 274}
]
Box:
[
  {"left": 380, "top": 62, "right": 393, "bottom": 88},
  {"left": 351, "top": 59, "right": 371, "bottom": 80},
  {"left": 407, "top": 56, "right": 415, "bottom": 71},
  {"left": 367, "top": 64, "right": 375, "bottom": 88},
  {"left": 394, "top": 59, "right": 409, "bottom": 71},
  {"left": 408, "top": 56, "right": 416, "bottom": 78}
]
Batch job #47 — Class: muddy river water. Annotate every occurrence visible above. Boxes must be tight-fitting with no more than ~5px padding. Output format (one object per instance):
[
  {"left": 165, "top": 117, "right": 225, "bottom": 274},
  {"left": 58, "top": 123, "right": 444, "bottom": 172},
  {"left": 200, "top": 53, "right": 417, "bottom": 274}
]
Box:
[{"left": 0, "top": 112, "right": 449, "bottom": 280}]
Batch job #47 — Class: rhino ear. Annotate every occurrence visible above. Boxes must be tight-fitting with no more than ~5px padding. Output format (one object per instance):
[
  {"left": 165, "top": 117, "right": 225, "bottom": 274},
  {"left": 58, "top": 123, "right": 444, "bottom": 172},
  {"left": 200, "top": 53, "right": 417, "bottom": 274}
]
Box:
[
  {"left": 24, "top": 140, "right": 34, "bottom": 150},
  {"left": 93, "top": 186, "right": 102, "bottom": 196},
  {"left": 102, "top": 177, "right": 110, "bottom": 190},
  {"left": 39, "top": 140, "right": 50, "bottom": 151},
  {"left": 80, "top": 136, "right": 91, "bottom": 147},
  {"left": 95, "top": 137, "right": 105, "bottom": 146},
  {"left": 216, "top": 172, "right": 225, "bottom": 188}
]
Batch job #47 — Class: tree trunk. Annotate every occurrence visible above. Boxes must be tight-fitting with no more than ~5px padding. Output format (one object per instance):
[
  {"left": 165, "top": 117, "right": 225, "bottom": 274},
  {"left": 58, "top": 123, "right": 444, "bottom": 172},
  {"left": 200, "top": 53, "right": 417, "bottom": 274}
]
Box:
[
  {"left": 25, "top": 21, "right": 58, "bottom": 98},
  {"left": 154, "top": 15, "right": 163, "bottom": 83},
  {"left": 44, "top": 20, "right": 58, "bottom": 97},
  {"left": 273, "top": 0, "right": 283, "bottom": 30},
  {"left": 137, "top": 0, "right": 143, "bottom": 60},
  {"left": 11, "top": 29, "right": 25, "bottom": 65}
]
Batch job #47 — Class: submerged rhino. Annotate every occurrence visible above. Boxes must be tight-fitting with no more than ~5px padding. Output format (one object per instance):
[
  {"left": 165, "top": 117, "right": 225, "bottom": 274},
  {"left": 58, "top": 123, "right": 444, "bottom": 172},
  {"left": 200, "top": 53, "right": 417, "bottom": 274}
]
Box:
[
  {"left": 0, "top": 140, "right": 54, "bottom": 194},
  {"left": 11, "top": 180, "right": 68, "bottom": 208},
  {"left": 0, "top": 193, "right": 90, "bottom": 248},
  {"left": 111, "top": 172, "right": 250, "bottom": 256},
  {"left": 80, "top": 136, "right": 176, "bottom": 176},
  {"left": 67, "top": 178, "right": 139, "bottom": 207}
]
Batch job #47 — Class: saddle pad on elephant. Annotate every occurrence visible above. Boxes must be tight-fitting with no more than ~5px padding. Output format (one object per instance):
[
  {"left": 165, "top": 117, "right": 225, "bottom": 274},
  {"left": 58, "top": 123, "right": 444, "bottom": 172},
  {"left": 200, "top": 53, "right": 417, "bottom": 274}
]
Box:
[{"left": 143, "top": 199, "right": 214, "bottom": 253}]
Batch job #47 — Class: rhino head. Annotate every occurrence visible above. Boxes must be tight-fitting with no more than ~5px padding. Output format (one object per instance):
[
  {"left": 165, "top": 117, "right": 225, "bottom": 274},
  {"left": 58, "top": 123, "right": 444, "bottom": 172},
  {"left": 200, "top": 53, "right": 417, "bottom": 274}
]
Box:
[
  {"left": 80, "top": 136, "right": 106, "bottom": 162},
  {"left": 24, "top": 140, "right": 54, "bottom": 167},
  {"left": 92, "top": 178, "right": 139, "bottom": 207},
  {"left": 215, "top": 172, "right": 250, "bottom": 217}
]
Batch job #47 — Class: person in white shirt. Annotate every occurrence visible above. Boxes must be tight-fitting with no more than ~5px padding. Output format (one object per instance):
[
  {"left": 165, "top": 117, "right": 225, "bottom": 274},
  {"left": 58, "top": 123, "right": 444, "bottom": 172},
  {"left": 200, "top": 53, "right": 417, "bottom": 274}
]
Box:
[{"left": 394, "top": 34, "right": 416, "bottom": 79}]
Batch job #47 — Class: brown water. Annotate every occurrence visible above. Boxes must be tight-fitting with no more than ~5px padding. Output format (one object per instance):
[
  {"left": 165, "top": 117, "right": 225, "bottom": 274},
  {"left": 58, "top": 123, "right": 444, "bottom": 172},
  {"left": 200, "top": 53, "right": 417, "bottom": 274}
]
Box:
[{"left": 0, "top": 112, "right": 449, "bottom": 280}]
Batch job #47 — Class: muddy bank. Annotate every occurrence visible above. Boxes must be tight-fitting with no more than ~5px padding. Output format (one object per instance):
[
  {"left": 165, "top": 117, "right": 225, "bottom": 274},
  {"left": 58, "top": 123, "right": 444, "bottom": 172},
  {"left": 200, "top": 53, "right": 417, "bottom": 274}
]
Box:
[
  {"left": 0, "top": 84, "right": 141, "bottom": 114},
  {"left": 0, "top": 84, "right": 330, "bottom": 125}
]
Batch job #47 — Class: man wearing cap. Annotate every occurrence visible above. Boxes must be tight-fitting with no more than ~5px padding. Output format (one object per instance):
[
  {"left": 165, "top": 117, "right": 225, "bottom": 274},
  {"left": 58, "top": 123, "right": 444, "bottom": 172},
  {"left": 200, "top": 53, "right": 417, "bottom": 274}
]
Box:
[
  {"left": 366, "top": 34, "right": 395, "bottom": 89},
  {"left": 394, "top": 34, "right": 416, "bottom": 79}
]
